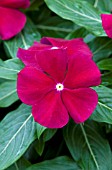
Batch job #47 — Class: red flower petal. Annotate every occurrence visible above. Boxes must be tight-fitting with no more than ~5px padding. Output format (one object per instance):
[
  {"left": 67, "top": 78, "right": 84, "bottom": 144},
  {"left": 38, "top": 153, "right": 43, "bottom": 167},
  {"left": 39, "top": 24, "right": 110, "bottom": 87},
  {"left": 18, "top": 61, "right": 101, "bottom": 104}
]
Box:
[
  {"left": 28, "top": 42, "right": 51, "bottom": 51},
  {"left": 35, "top": 49, "right": 68, "bottom": 82},
  {"left": 17, "top": 66, "right": 55, "bottom": 105},
  {"left": 32, "top": 91, "right": 69, "bottom": 128},
  {"left": 101, "top": 14, "right": 112, "bottom": 38},
  {"left": 62, "top": 88, "right": 98, "bottom": 123},
  {"left": 41, "top": 37, "right": 93, "bottom": 58},
  {"left": 17, "top": 49, "right": 40, "bottom": 68},
  {"left": 17, "top": 43, "right": 51, "bottom": 66},
  {"left": 0, "top": 7, "right": 26, "bottom": 40},
  {"left": 0, "top": 0, "right": 30, "bottom": 9},
  {"left": 63, "top": 55, "right": 101, "bottom": 89}
]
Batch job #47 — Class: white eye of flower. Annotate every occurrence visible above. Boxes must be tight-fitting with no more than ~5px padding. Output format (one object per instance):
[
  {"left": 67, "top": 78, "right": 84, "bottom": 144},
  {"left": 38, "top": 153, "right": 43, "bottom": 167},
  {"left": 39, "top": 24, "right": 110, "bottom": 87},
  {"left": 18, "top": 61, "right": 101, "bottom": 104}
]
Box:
[
  {"left": 51, "top": 47, "right": 59, "bottom": 49},
  {"left": 56, "top": 83, "right": 64, "bottom": 91}
]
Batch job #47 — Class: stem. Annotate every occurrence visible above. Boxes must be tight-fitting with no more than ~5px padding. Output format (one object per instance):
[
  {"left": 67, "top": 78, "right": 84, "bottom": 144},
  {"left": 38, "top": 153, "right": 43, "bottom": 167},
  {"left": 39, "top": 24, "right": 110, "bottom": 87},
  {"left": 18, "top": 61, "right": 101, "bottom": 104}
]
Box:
[
  {"left": 15, "top": 163, "right": 19, "bottom": 170},
  {"left": 80, "top": 124, "right": 100, "bottom": 170},
  {"left": 20, "top": 32, "right": 28, "bottom": 49},
  {"left": 94, "top": 0, "right": 98, "bottom": 7},
  {"left": 36, "top": 25, "right": 73, "bottom": 32}
]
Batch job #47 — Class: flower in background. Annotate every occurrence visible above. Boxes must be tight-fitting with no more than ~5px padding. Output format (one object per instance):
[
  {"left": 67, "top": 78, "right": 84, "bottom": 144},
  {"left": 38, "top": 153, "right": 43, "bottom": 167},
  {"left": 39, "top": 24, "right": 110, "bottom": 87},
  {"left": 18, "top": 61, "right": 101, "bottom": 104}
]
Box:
[
  {"left": 17, "top": 37, "right": 101, "bottom": 128},
  {"left": 0, "top": 0, "right": 30, "bottom": 40},
  {"left": 101, "top": 14, "right": 112, "bottom": 38}
]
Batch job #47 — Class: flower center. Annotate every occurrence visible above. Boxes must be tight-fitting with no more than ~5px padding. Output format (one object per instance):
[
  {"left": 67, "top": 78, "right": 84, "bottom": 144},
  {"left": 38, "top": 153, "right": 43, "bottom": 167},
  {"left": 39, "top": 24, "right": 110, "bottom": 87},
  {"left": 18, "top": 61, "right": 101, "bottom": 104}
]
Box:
[
  {"left": 56, "top": 83, "right": 64, "bottom": 91},
  {"left": 51, "top": 47, "right": 59, "bottom": 49}
]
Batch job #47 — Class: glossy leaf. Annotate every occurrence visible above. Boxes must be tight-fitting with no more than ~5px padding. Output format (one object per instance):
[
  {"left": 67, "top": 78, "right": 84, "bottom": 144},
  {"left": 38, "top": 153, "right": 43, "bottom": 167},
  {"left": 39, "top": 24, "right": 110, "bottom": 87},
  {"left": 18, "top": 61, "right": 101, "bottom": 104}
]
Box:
[
  {"left": 36, "top": 15, "right": 75, "bottom": 38},
  {"left": 0, "top": 80, "right": 18, "bottom": 107},
  {"left": 85, "top": 0, "right": 112, "bottom": 12},
  {"left": 6, "top": 157, "right": 31, "bottom": 170},
  {"left": 43, "top": 129, "right": 57, "bottom": 142},
  {"left": 63, "top": 121, "right": 112, "bottom": 170},
  {"left": 27, "top": 156, "right": 79, "bottom": 170},
  {"left": 66, "top": 27, "right": 88, "bottom": 39},
  {"left": 91, "top": 86, "right": 112, "bottom": 124},
  {"left": 88, "top": 37, "right": 112, "bottom": 62},
  {"left": 0, "top": 59, "right": 24, "bottom": 80},
  {"left": 36, "top": 123, "right": 46, "bottom": 139},
  {"left": 0, "top": 104, "right": 36, "bottom": 170},
  {"left": 97, "top": 58, "right": 112, "bottom": 70},
  {"left": 102, "top": 72, "right": 112, "bottom": 86},
  {"left": 45, "top": 0, "right": 105, "bottom": 36},
  {"left": 95, "top": 0, "right": 112, "bottom": 12},
  {"left": 35, "top": 138, "right": 45, "bottom": 156}
]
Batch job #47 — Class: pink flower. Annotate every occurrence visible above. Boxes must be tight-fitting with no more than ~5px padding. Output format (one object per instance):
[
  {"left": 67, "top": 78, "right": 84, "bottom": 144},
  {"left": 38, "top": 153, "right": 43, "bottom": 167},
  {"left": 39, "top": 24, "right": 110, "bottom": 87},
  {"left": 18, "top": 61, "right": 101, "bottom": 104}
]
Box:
[
  {"left": 17, "top": 37, "right": 101, "bottom": 128},
  {"left": 0, "top": 0, "right": 30, "bottom": 40},
  {"left": 101, "top": 14, "right": 112, "bottom": 38}
]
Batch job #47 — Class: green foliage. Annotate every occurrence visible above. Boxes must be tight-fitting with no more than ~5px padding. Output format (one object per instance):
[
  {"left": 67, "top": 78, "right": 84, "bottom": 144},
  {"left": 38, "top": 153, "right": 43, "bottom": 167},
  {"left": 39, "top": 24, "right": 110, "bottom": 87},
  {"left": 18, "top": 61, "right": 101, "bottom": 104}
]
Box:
[
  {"left": 27, "top": 156, "right": 79, "bottom": 170},
  {"left": 0, "top": 104, "right": 37, "bottom": 170},
  {"left": 88, "top": 37, "right": 112, "bottom": 62},
  {"left": 45, "top": 0, "right": 106, "bottom": 36},
  {"left": 97, "top": 58, "right": 112, "bottom": 70},
  {"left": 91, "top": 86, "right": 112, "bottom": 124},
  {"left": 34, "top": 138, "right": 45, "bottom": 156},
  {"left": 27, "top": 0, "right": 44, "bottom": 11},
  {"left": 43, "top": 129, "right": 57, "bottom": 142},
  {"left": 0, "top": 80, "right": 18, "bottom": 107},
  {"left": 36, "top": 123, "right": 46, "bottom": 139},
  {"left": 0, "top": 59, "right": 24, "bottom": 80},
  {"left": 6, "top": 157, "right": 31, "bottom": 170},
  {"left": 102, "top": 72, "right": 112, "bottom": 86},
  {"left": 63, "top": 121, "right": 112, "bottom": 170},
  {"left": 0, "top": 0, "right": 112, "bottom": 169},
  {"left": 83, "top": 0, "right": 112, "bottom": 12}
]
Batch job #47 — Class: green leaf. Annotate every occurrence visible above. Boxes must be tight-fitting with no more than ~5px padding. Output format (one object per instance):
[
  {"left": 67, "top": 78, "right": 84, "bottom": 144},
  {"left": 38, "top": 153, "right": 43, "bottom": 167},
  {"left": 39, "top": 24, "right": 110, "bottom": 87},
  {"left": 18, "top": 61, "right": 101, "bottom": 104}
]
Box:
[
  {"left": 36, "top": 15, "right": 75, "bottom": 38},
  {"left": 91, "top": 86, "right": 112, "bottom": 124},
  {"left": 65, "top": 27, "right": 88, "bottom": 39},
  {"left": 0, "top": 59, "right": 24, "bottom": 80},
  {"left": 36, "top": 123, "right": 46, "bottom": 139},
  {"left": 24, "top": 141, "right": 39, "bottom": 163},
  {"left": 35, "top": 138, "right": 45, "bottom": 156},
  {"left": 88, "top": 37, "right": 112, "bottom": 62},
  {"left": 43, "top": 129, "right": 57, "bottom": 142},
  {"left": 27, "top": 156, "right": 79, "bottom": 170},
  {"left": 6, "top": 157, "right": 31, "bottom": 170},
  {"left": 0, "top": 80, "right": 18, "bottom": 107},
  {"left": 4, "top": 19, "right": 41, "bottom": 58},
  {"left": 97, "top": 58, "right": 112, "bottom": 70},
  {"left": 0, "top": 104, "right": 36, "bottom": 170},
  {"left": 84, "top": 0, "right": 112, "bottom": 12},
  {"left": 27, "top": 0, "right": 44, "bottom": 11},
  {"left": 96, "top": 0, "right": 112, "bottom": 12},
  {"left": 63, "top": 121, "right": 112, "bottom": 170},
  {"left": 102, "top": 72, "right": 112, "bottom": 86},
  {"left": 45, "top": 0, "right": 105, "bottom": 36}
]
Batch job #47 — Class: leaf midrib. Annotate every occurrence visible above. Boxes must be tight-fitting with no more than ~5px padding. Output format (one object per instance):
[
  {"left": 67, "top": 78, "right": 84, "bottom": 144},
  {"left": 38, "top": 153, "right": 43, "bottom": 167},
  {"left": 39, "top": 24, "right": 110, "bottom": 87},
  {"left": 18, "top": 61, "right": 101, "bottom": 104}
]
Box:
[
  {"left": 0, "top": 89, "right": 17, "bottom": 101},
  {"left": 0, "top": 66, "right": 19, "bottom": 72},
  {"left": 98, "top": 101, "right": 112, "bottom": 111},
  {"left": 80, "top": 124, "right": 100, "bottom": 170},
  {"left": 46, "top": 0, "right": 101, "bottom": 22},
  {"left": 0, "top": 114, "right": 32, "bottom": 157}
]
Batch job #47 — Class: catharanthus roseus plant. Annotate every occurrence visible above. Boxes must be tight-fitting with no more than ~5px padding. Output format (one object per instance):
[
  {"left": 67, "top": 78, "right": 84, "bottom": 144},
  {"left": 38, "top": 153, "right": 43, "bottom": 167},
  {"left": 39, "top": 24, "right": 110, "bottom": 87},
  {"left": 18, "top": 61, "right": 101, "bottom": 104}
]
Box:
[
  {"left": 0, "top": 0, "right": 30, "bottom": 40},
  {"left": 17, "top": 37, "right": 101, "bottom": 128},
  {"left": 1, "top": 1, "right": 112, "bottom": 169}
]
